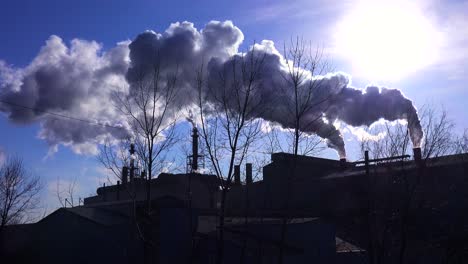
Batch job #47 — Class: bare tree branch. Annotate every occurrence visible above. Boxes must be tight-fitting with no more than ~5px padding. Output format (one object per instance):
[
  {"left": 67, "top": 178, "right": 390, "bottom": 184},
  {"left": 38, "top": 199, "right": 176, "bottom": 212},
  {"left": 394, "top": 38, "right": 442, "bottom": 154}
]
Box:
[
  {"left": 195, "top": 45, "right": 267, "bottom": 264},
  {"left": 0, "top": 156, "right": 41, "bottom": 229}
]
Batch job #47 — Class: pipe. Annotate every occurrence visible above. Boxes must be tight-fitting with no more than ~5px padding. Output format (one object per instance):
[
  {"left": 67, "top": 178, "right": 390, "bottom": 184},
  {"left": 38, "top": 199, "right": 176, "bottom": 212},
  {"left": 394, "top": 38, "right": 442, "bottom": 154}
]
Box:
[
  {"left": 234, "top": 165, "right": 241, "bottom": 185},
  {"left": 246, "top": 163, "right": 253, "bottom": 185},
  {"left": 413, "top": 147, "right": 422, "bottom": 163},
  {"left": 340, "top": 158, "right": 347, "bottom": 170},
  {"left": 122, "top": 166, "right": 128, "bottom": 185},
  {"left": 103, "top": 183, "right": 106, "bottom": 201},
  {"left": 129, "top": 144, "right": 135, "bottom": 182},
  {"left": 117, "top": 181, "right": 120, "bottom": 201},
  {"left": 192, "top": 127, "right": 199, "bottom": 172}
]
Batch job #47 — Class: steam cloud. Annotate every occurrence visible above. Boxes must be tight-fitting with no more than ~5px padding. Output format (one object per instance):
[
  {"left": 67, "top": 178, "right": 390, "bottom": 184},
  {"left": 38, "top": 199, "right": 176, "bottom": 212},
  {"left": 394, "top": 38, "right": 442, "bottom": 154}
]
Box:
[
  {"left": 0, "top": 36, "right": 130, "bottom": 154},
  {"left": 0, "top": 20, "right": 423, "bottom": 158},
  {"left": 0, "top": 147, "right": 5, "bottom": 166}
]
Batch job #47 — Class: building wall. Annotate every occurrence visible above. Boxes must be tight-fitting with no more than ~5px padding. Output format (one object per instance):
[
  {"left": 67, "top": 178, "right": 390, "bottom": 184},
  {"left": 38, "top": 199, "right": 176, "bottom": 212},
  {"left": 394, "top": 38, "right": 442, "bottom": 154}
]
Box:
[
  {"left": 1, "top": 208, "right": 143, "bottom": 264},
  {"left": 85, "top": 173, "right": 219, "bottom": 210}
]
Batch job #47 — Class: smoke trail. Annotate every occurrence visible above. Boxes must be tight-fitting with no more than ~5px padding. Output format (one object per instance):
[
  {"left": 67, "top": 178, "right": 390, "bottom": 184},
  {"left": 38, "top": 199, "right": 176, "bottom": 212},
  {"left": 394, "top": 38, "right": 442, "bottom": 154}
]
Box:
[
  {"left": 196, "top": 40, "right": 422, "bottom": 158},
  {"left": 325, "top": 86, "right": 423, "bottom": 149},
  {"left": 0, "top": 20, "right": 423, "bottom": 157}
]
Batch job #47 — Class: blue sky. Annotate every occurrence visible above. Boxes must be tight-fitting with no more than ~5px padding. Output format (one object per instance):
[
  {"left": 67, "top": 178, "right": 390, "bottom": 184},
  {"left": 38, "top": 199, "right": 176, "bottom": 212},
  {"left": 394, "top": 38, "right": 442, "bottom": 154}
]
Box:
[{"left": 1, "top": 0, "right": 467, "bottom": 213}]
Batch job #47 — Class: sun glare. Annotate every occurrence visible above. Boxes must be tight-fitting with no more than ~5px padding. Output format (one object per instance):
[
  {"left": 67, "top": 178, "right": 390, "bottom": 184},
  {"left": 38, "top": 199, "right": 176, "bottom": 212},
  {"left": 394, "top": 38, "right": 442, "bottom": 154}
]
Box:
[{"left": 335, "top": 0, "right": 442, "bottom": 81}]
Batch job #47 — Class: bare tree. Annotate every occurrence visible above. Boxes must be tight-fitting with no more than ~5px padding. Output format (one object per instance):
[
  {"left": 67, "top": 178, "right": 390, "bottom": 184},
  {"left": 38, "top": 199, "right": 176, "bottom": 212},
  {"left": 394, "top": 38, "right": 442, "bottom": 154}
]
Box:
[
  {"left": 55, "top": 175, "right": 78, "bottom": 208},
  {"left": 264, "top": 124, "right": 326, "bottom": 157},
  {"left": 419, "top": 105, "right": 455, "bottom": 159},
  {"left": 280, "top": 38, "right": 332, "bottom": 157},
  {"left": 358, "top": 104, "right": 459, "bottom": 264},
  {"left": 100, "top": 56, "right": 181, "bottom": 208},
  {"left": 98, "top": 137, "right": 132, "bottom": 184},
  {"left": 360, "top": 104, "right": 456, "bottom": 161},
  {"left": 454, "top": 129, "right": 468, "bottom": 154},
  {"left": 360, "top": 121, "right": 412, "bottom": 160},
  {"left": 97, "top": 54, "right": 182, "bottom": 264},
  {"left": 276, "top": 38, "right": 333, "bottom": 264},
  {"left": 0, "top": 156, "right": 41, "bottom": 230},
  {"left": 195, "top": 47, "right": 266, "bottom": 264}
]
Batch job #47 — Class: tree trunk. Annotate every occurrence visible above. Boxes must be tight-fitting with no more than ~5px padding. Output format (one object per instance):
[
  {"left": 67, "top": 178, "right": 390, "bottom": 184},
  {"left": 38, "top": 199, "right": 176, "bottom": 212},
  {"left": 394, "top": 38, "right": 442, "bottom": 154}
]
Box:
[{"left": 216, "top": 189, "right": 227, "bottom": 264}]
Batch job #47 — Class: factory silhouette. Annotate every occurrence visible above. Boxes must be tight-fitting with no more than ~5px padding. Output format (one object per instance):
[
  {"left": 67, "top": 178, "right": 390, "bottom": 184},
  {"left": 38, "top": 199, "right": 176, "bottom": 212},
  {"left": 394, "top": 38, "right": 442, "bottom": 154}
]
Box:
[{"left": 2, "top": 126, "right": 468, "bottom": 264}]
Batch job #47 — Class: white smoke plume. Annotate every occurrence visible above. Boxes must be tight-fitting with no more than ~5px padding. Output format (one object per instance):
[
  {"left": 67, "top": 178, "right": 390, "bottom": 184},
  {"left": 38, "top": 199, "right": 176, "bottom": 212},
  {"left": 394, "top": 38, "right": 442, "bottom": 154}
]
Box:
[
  {"left": 0, "top": 36, "right": 130, "bottom": 154},
  {"left": 0, "top": 20, "right": 423, "bottom": 158},
  {"left": 0, "top": 147, "right": 5, "bottom": 166},
  {"left": 184, "top": 39, "right": 422, "bottom": 158}
]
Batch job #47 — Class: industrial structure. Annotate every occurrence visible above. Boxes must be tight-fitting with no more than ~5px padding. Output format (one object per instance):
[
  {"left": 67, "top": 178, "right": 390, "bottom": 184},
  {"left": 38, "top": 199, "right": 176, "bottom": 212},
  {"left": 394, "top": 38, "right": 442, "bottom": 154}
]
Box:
[{"left": 1, "top": 126, "right": 468, "bottom": 263}]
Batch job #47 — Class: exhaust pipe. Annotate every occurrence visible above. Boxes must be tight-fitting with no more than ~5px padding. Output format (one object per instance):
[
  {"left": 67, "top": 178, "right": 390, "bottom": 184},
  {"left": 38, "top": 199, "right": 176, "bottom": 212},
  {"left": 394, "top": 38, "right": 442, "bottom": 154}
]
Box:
[
  {"left": 340, "top": 158, "right": 347, "bottom": 170},
  {"left": 413, "top": 147, "right": 422, "bottom": 162},
  {"left": 234, "top": 165, "right": 241, "bottom": 185},
  {"left": 246, "top": 163, "right": 253, "bottom": 185}
]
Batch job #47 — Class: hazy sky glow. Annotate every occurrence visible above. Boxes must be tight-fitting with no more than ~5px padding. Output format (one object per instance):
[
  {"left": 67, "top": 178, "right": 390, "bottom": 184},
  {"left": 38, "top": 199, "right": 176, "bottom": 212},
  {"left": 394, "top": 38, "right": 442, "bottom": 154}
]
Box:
[
  {"left": 334, "top": 0, "right": 442, "bottom": 80},
  {"left": 0, "top": 0, "right": 467, "bottom": 213}
]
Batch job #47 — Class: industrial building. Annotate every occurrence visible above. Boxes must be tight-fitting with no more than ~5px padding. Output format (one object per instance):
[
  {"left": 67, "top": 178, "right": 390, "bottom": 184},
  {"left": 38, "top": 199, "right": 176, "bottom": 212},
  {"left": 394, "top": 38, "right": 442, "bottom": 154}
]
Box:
[
  {"left": 225, "top": 150, "right": 468, "bottom": 263},
  {"left": 1, "top": 128, "right": 468, "bottom": 263}
]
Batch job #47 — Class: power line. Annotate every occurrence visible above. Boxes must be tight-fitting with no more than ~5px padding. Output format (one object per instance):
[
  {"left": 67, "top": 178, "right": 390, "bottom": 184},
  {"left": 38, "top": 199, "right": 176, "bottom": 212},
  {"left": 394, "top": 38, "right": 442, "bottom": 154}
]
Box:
[{"left": 0, "top": 99, "right": 125, "bottom": 130}]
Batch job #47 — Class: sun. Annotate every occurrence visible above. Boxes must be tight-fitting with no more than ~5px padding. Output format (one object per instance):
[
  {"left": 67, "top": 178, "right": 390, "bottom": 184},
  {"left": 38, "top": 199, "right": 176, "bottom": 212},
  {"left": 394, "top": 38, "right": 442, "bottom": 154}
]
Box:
[{"left": 335, "top": 0, "right": 442, "bottom": 81}]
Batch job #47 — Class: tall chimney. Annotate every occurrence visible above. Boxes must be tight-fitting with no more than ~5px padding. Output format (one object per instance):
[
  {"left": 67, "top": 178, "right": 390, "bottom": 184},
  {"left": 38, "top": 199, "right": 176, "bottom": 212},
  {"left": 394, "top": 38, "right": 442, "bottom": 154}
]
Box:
[
  {"left": 234, "top": 165, "right": 240, "bottom": 185},
  {"left": 103, "top": 183, "right": 106, "bottom": 201},
  {"left": 117, "top": 181, "right": 120, "bottom": 200},
  {"left": 246, "top": 163, "right": 253, "bottom": 185},
  {"left": 122, "top": 166, "right": 128, "bottom": 185},
  {"left": 413, "top": 147, "right": 422, "bottom": 163},
  {"left": 129, "top": 144, "right": 135, "bottom": 182},
  {"left": 192, "top": 127, "right": 199, "bottom": 172},
  {"left": 340, "top": 158, "right": 347, "bottom": 170}
]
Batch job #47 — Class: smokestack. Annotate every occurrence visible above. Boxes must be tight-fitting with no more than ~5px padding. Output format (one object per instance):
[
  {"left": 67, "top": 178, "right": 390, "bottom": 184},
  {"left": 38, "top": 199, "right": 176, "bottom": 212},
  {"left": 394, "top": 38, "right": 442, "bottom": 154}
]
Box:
[
  {"left": 130, "top": 143, "right": 135, "bottom": 154},
  {"left": 339, "top": 158, "right": 347, "bottom": 170},
  {"left": 122, "top": 166, "right": 128, "bottom": 185},
  {"left": 413, "top": 147, "right": 422, "bottom": 163},
  {"left": 129, "top": 165, "right": 134, "bottom": 182},
  {"left": 117, "top": 181, "right": 120, "bottom": 200},
  {"left": 192, "top": 127, "right": 199, "bottom": 172},
  {"left": 129, "top": 143, "right": 135, "bottom": 182},
  {"left": 246, "top": 163, "right": 252, "bottom": 185},
  {"left": 234, "top": 165, "right": 240, "bottom": 185},
  {"left": 103, "top": 183, "right": 106, "bottom": 201}
]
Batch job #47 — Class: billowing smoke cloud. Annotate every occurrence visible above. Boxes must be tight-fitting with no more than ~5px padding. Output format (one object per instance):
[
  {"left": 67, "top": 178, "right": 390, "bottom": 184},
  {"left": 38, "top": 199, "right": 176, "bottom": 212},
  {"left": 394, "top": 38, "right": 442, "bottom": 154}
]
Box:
[
  {"left": 0, "top": 147, "right": 5, "bottom": 166},
  {"left": 0, "top": 20, "right": 422, "bottom": 158},
  {"left": 326, "top": 86, "right": 424, "bottom": 150},
  {"left": 125, "top": 21, "right": 244, "bottom": 112},
  {"left": 0, "top": 36, "right": 130, "bottom": 154},
  {"left": 0, "top": 21, "right": 244, "bottom": 155},
  {"left": 200, "top": 43, "right": 351, "bottom": 157},
  {"left": 174, "top": 39, "right": 422, "bottom": 158}
]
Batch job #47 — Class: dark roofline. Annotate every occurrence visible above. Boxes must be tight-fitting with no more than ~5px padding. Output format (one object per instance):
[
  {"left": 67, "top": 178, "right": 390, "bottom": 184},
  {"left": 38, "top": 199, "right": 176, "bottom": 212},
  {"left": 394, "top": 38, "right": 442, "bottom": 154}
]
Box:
[
  {"left": 38, "top": 208, "right": 105, "bottom": 226},
  {"left": 39, "top": 207, "right": 129, "bottom": 226},
  {"left": 95, "top": 172, "right": 220, "bottom": 195},
  {"left": 323, "top": 152, "right": 468, "bottom": 179},
  {"left": 271, "top": 152, "right": 345, "bottom": 166}
]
